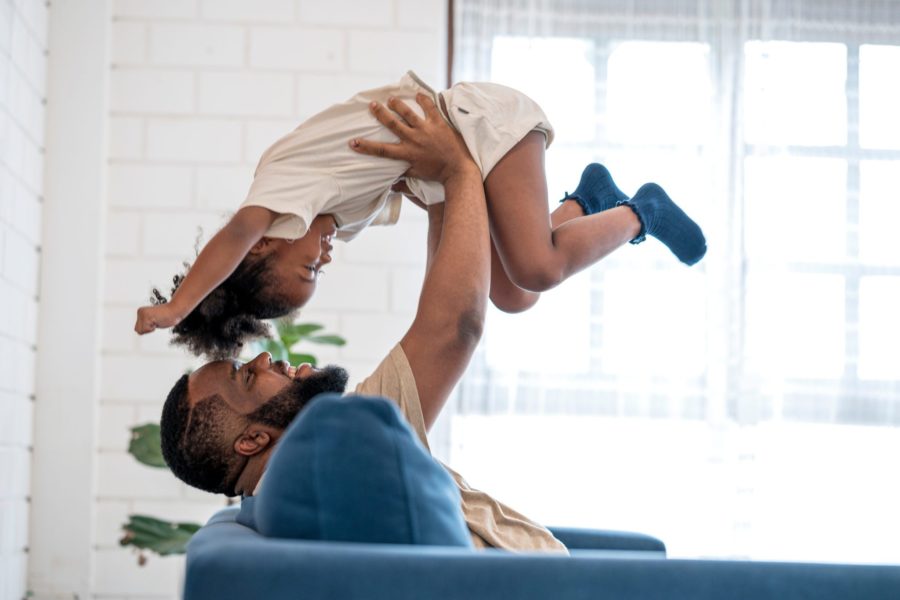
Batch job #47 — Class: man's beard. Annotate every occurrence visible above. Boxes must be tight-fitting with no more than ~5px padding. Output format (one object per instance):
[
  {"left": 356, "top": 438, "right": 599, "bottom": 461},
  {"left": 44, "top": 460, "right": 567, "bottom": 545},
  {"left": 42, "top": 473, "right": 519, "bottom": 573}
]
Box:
[{"left": 245, "top": 365, "right": 349, "bottom": 429}]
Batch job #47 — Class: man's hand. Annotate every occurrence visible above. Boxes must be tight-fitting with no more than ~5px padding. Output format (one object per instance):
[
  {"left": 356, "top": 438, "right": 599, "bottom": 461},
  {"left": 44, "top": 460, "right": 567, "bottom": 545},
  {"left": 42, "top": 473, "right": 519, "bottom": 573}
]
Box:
[
  {"left": 134, "top": 302, "right": 183, "bottom": 334},
  {"left": 350, "top": 93, "right": 477, "bottom": 184}
]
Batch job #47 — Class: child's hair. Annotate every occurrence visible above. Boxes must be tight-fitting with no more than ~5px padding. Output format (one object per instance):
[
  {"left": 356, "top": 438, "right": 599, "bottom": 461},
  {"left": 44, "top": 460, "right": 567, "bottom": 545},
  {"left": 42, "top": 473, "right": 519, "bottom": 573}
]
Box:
[{"left": 152, "top": 254, "right": 295, "bottom": 359}]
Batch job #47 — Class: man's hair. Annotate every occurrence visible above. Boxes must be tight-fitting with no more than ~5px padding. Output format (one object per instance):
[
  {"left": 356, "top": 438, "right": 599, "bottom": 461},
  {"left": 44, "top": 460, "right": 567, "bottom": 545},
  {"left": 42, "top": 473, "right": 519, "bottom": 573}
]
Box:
[
  {"left": 160, "top": 374, "right": 243, "bottom": 495},
  {"left": 152, "top": 254, "right": 294, "bottom": 360}
]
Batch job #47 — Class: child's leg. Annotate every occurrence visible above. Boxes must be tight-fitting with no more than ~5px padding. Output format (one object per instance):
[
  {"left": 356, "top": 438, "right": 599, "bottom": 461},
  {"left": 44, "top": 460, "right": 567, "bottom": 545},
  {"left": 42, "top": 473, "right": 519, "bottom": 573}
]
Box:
[
  {"left": 488, "top": 196, "right": 595, "bottom": 313},
  {"left": 484, "top": 132, "right": 642, "bottom": 294}
]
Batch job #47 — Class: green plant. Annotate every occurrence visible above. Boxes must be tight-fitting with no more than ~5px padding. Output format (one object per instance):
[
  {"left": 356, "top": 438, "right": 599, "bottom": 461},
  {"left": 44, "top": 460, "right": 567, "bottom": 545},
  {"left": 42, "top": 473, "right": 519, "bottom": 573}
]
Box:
[{"left": 121, "top": 319, "right": 345, "bottom": 564}]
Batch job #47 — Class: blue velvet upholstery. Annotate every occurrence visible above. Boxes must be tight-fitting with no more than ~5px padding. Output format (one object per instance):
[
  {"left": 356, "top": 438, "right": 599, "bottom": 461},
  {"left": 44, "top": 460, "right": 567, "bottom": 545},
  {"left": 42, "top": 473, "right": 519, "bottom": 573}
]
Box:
[
  {"left": 186, "top": 508, "right": 900, "bottom": 600},
  {"left": 184, "top": 392, "right": 900, "bottom": 599},
  {"left": 253, "top": 393, "right": 472, "bottom": 547}
]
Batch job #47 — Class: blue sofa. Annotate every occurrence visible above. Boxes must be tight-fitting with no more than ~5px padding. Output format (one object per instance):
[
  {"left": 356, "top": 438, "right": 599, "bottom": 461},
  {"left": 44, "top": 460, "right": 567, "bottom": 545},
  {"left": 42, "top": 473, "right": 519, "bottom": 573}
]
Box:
[
  {"left": 185, "top": 507, "right": 900, "bottom": 599},
  {"left": 182, "top": 395, "right": 900, "bottom": 599}
]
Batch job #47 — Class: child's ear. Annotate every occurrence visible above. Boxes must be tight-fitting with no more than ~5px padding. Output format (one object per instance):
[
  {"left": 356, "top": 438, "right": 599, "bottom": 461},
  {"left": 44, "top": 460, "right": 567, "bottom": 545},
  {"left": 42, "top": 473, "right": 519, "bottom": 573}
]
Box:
[{"left": 249, "top": 237, "right": 273, "bottom": 255}]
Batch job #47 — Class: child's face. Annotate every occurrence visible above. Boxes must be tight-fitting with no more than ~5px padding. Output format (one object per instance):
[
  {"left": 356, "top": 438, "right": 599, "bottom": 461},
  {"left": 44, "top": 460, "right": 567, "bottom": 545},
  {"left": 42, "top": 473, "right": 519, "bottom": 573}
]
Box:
[{"left": 263, "top": 214, "right": 336, "bottom": 309}]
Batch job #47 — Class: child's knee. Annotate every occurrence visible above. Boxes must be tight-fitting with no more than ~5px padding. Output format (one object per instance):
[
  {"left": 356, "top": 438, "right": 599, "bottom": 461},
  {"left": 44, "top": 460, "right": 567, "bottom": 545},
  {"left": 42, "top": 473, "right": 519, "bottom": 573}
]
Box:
[
  {"left": 508, "top": 263, "right": 565, "bottom": 293},
  {"left": 491, "top": 289, "right": 540, "bottom": 314}
]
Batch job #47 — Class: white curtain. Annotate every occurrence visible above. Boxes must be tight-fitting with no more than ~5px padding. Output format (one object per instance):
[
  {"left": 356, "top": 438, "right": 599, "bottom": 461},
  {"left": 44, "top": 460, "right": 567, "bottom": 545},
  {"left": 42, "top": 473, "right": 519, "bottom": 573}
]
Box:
[{"left": 448, "top": 0, "right": 900, "bottom": 562}]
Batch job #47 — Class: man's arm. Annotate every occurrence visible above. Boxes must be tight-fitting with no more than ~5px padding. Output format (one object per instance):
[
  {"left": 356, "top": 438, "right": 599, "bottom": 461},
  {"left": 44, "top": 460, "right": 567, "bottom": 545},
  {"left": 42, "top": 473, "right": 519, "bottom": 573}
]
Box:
[{"left": 350, "top": 95, "right": 490, "bottom": 430}]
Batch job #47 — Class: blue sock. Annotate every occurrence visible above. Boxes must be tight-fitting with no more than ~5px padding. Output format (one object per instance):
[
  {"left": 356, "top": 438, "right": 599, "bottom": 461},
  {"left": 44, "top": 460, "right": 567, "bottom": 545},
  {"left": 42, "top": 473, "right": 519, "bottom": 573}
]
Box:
[
  {"left": 561, "top": 163, "right": 629, "bottom": 215},
  {"left": 619, "top": 183, "right": 707, "bottom": 266}
]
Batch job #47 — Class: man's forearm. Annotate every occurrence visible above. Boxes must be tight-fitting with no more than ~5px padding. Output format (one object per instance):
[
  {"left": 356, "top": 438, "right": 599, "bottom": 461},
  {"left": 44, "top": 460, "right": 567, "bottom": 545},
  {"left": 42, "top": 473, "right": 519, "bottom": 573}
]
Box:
[
  {"left": 417, "top": 164, "right": 490, "bottom": 343},
  {"left": 424, "top": 202, "right": 444, "bottom": 274}
]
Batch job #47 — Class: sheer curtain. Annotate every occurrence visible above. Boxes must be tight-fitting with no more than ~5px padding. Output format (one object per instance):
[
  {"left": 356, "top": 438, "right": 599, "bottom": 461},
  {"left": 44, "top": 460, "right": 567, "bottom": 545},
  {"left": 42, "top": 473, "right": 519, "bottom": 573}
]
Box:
[{"left": 446, "top": 0, "right": 900, "bottom": 562}]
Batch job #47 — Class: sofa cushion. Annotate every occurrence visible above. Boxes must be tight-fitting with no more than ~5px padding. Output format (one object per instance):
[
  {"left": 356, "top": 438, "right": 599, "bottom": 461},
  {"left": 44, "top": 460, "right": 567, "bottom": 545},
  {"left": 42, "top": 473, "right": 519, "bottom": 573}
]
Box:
[{"left": 254, "top": 393, "right": 473, "bottom": 547}]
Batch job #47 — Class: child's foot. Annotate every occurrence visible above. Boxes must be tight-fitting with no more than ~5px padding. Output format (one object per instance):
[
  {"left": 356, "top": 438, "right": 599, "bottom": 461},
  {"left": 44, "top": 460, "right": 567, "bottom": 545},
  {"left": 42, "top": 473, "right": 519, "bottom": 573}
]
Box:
[
  {"left": 619, "top": 183, "right": 707, "bottom": 266},
  {"left": 561, "top": 163, "right": 629, "bottom": 215}
]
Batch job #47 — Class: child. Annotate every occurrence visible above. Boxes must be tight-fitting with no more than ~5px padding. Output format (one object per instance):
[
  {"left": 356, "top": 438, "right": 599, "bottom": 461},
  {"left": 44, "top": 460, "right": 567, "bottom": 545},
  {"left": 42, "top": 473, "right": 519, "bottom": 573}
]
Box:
[{"left": 135, "top": 71, "right": 706, "bottom": 358}]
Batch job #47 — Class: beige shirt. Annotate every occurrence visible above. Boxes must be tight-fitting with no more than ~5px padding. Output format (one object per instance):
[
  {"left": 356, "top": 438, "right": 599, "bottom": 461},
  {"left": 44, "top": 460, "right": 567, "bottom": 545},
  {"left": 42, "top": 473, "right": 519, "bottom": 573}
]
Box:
[
  {"left": 240, "top": 71, "right": 553, "bottom": 243},
  {"left": 354, "top": 344, "right": 568, "bottom": 553}
]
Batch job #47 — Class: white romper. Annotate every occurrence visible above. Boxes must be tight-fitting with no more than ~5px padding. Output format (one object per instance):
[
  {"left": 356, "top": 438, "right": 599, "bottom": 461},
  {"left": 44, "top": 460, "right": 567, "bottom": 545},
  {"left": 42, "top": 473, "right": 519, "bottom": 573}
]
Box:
[{"left": 241, "top": 71, "right": 554, "bottom": 242}]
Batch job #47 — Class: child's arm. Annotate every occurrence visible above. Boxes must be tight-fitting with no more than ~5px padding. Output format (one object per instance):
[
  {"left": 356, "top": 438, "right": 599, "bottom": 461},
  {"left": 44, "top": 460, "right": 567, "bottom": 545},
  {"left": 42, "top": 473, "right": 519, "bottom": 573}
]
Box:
[{"left": 134, "top": 206, "right": 277, "bottom": 334}]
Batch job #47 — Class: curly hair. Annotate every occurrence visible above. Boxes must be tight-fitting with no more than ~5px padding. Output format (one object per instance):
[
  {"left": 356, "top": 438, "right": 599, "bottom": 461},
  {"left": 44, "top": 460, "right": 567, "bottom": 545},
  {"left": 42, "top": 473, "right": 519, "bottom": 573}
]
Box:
[
  {"left": 151, "top": 254, "right": 295, "bottom": 359},
  {"left": 160, "top": 374, "right": 244, "bottom": 496}
]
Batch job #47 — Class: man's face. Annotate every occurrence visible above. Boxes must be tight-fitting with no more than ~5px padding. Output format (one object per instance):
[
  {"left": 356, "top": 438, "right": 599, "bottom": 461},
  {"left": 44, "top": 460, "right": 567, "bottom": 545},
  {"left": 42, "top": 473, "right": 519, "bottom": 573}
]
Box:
[{"left": 187, "top": 352, "right": 348, "bottom": 423}]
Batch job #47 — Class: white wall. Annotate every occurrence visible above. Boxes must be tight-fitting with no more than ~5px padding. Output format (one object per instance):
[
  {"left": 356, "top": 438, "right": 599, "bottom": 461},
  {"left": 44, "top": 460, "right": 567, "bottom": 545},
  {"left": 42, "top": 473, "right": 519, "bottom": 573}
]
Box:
[
  {"left": 92, "top": 0, "right": 447, "bottom": 598},
  {"left": 0, "top": 0, "right": 46, "bottom": 598}
]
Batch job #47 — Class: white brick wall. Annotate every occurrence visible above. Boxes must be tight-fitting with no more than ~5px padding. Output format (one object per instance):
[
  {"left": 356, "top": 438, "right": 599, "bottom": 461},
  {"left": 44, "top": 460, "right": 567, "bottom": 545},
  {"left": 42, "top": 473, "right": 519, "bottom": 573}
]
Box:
[
  {"left": 97, "top": 1, "right": 448, "bottom": 598},
  {"left": 0, "top": 2, "right": 45, "bottom": 599}
]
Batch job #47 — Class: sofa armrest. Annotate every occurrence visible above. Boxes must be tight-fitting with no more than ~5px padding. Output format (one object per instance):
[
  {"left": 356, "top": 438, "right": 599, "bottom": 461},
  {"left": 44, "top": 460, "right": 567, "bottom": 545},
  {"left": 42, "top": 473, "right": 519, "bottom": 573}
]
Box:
[{"left": 548, "top": 527, "right": 666, "bottom": 555}]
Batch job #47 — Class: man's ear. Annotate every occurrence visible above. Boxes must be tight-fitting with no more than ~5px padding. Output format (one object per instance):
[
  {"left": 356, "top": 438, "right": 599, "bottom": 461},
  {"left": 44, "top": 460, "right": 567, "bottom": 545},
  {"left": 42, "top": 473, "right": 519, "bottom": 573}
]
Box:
[
  {"left": 234, "top": 427, "right": 274, "bottom": 457},
  {"left": 248, "top": 237, "right": 274, "bottom": 256}
]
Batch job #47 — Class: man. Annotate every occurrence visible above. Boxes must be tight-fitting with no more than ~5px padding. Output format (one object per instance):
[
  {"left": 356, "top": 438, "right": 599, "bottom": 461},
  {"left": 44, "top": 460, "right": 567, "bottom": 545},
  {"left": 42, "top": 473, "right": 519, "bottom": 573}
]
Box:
[{"left": 158, "top": 96, "right": 636, "bottom": 551}]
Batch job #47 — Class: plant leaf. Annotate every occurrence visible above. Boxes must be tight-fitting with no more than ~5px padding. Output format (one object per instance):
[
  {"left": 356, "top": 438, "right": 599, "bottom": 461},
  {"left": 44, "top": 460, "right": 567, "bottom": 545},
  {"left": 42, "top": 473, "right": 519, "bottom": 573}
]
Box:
[
  {"left": 128, "top": 424, "right": 167, "bottom": 468},
  {"left": 120, "top": 515, "right": 201, "bottom": 557},
  {"left": 306, "top": 334, "right": 346, "bottom": 346},
  {"left": 288, "top": 352, "right": 317, "bottom": 366},
  {"left": 260, "top": 338, "right": 287, "bottom": 361},
  {"left": 278, "top": 323, "right": 325, "bottom": 348}
]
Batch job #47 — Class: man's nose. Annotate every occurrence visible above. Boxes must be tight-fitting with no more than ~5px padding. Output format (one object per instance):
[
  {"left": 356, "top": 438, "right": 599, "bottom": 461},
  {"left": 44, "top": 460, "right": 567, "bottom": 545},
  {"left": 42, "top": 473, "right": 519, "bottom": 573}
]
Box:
[{"left": 249, "top": 352, "right": 273, "bottom": 372}]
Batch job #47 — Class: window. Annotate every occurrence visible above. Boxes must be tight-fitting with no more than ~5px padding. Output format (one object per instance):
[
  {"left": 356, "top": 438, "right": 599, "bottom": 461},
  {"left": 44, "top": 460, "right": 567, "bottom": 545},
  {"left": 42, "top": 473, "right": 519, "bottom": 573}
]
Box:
[{"left": 451, "top": 0, "right": 900, "bottom": 563}]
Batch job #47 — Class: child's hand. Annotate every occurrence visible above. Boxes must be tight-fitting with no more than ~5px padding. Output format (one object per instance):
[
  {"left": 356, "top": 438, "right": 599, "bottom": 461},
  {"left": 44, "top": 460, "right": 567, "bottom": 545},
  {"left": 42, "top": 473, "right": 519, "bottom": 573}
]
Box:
[
  {"left": 134, "top": 303, "right": 182, "bottom": 334},
  {"left": 392, "top": 181, "right": 427, "bottom": 211},
  {"left": 350, "top": 94, "right": 477, "bottom": 184}
]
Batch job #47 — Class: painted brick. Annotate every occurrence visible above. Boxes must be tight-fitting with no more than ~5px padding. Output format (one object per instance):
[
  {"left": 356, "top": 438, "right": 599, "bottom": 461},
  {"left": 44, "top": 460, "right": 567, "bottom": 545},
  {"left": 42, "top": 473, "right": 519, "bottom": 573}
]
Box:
[
  {"left": 2, "top": 119, "right": 24, "bottom": 175},
  {"left": 249, "top": 27, "right": 343, "bottom": 71},
  {"left": 340, "top": 313, "right": 411, "bottom": 361},
  {"left": 13, "top": 395, "right": 34, "bottom": 447},
  {"left": 304, "top": 263, "right": 390, "bottom": 312},
  {"left": 200, "top": 0, "right": 294, "bottom": 22},
  {"left": 104, "top": 257, "right": 189, "bottom": 305},
  {"left": 0, "top": 286, "right": 28, "bottom": 342},
  {"left": 137, "top": 324, "right": 182, "bottom": 354},
  {"left": 0, "top": 168, "right": 12, "bottom": 223},
  {"left": 389, "top": 266, "right": 425, "bottom": 313},
  {"left": 0, "top": 2, "right": 11, "bottom": 57},
  {"left": 106, "top": 210, "right": 141, "bottom": 255},
  {"left": 108, "top": 164, "right": 194, "bottom": 209},
  {"left": 297, "top": 0, "right": 393, "bottom": 27},
  {"left": 149, "top": 23, "right": 244, "bottom": 67},
  {"left": 198, "top": 71, "right": 294, "bottom": 117},
  {"left": 348, "top": 30, "right": 440, "bottom": 78},
  {"left": 94, "top": 547, "right": 185, "bottom": 596},
  {"left": 97, "top": 451, "right": 185, "bottom": 498},
  {"left": 98, "top": 403, "right": 137, "bottom": 452},
  {"left": 111, "top": 20, "right": 146, "bottom": 64},
  {"left": 12, "top": 345, "right": 35, "bottom": 397},
  {"left": 131, "top": 499, "right": 222, "bottom": 527},
  {"left": 19, "top": 0, "right": 48, "bottom": 46},
  {"left": 196, "top": 165, "right": 252, "bottom": 210},
  {"left": 2, "top": 227, "right": 39, "bottom": 293},
  {"left": 102, "top": 306, "right": 139, "bottom": 353},
  {"left": 342, "top": 219, "right": 427, "bottom": 266},
  {"left": 23, "top": 295, "right": 37, "bottom": 346},
  {"left": 0, "top": 52, "right": 8, "bottom": 108},
  {"left": 7, "top": 446, "right": 30, "bottom": 496},
  {"left": 110, "top": 68, "right": 194, "bottom": 114},
  {"left": 20, "top": 131, "right": 42, "bottom": 192},
  {"left": 147, "top": 118, "right": 243, "bottom": 162},
  {"left": 100, "top": 354, "right": 193, "bottom": 403},
  {"left": 244, "top": 118, "right": 295, "bottom": 162},
  {"left": 94, "top": 499, "right": 132, "bottom": 548},
  {"left": 295, "top": 72, "right": 388, "bottom": 119},
  {"left": 0, "top": 340, "right": 16, "bottom": 394},
  {"left": 108, "top": 116, "right": 144, "bottom": 159},
  {"left": 396, "top": 0, "right": 446, "bottom": 29},
  {"left": 12, "top": 180, "right": 41, "bottom": 244},
  {"left": 140, "top": 210, "right": 226, "bottom": 257},
  {"left": 114, "top": 0, "right": 198, "bottom": 19},
  {"left": 11, "top": 12, "right": 45, "bottom": 94}
]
